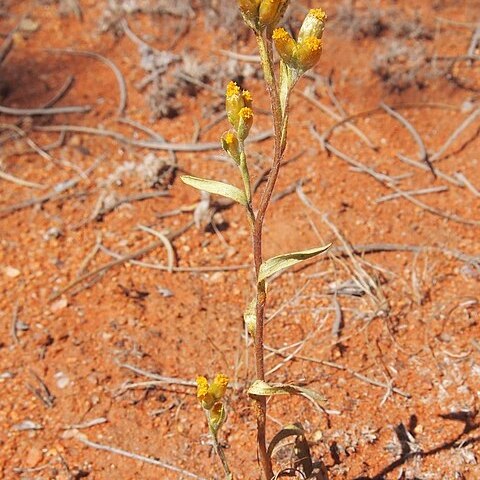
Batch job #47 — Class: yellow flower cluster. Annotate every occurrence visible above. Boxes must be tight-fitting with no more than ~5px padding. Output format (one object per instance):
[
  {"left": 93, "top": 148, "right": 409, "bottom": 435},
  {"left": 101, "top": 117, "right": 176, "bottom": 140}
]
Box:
[
  {"left": 225, "top": 81, "right": 254, "bottom": 139},
  {"left": 273, "top": 8, "right": 327, "bottom": 73},
  {"left": 196, "top": 374, "right": 229, "bottom": 433}
]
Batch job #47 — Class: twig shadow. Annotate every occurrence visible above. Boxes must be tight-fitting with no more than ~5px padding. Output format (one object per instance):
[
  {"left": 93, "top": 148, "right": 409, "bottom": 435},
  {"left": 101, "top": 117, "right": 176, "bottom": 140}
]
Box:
[{"left": 352, "top": 411, "right": 479, "bottom": 480}]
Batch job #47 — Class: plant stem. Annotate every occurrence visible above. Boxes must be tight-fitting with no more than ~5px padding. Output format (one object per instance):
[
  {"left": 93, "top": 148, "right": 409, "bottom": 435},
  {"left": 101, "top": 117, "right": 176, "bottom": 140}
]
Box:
[
  {"left": 206, "top": 413, "right": 233, "bottom": 480},
  {"left": 251, "top": 32, "right": 290, "bottom": 480}
]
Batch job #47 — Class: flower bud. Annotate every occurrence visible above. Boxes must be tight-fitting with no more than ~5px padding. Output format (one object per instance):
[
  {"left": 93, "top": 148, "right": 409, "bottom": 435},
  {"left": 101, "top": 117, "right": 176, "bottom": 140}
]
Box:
[
  {"left": 296, "top": 36, "right": 323, "bottom": 71},
  {"left": 196, "top": 375, "right": 215, "bottom": 410},
  {"left": 237, "top": 107, "right": 254, "bottom": 140},
  {"left": 225, "top": 81, "right": 253, "bottom": 133},
  {"left": 221, "top": 130, "right": 241, "bottom": 164},
  {"left": 238, "top": 0, "right": 261, "bottom": 29},
  {"left": 273, "top": 9, "right": 326, "bottom": 74},
  {"left": 259, "top": 0, "right": 290, "bottom": 29},
  {"left": 272, "top": 28, "right": 296, "bottom": 66},
  {"left": 298, "top": 8, "right": 327, "bottom": 43},
  {"left": 209, "top": 402, "right": 226, "bottom": 434},
  {"left": 209, "top": 374, "right": 229, "bottom": 400}
]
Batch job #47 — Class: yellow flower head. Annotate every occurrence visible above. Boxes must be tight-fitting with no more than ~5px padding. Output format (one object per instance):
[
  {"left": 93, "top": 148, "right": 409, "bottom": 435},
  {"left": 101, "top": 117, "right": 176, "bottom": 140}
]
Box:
[
  {"left": 196, "top": 374, "right": 229, "bottom": 411},
  {"left": 210, "top": 373, "right": 229, "bottom": 400},
  {"left": 224, "top": 131, "right": 236, "bottom": 145},
  {"left": 196, "top": 376, "right": 215, "bottom": 409},
  {"left": 259, "top": 0, "right": 290, "bottom": 29},
  {"left": 225, "top": 81, "right": 253, "bottom": 134},
  {"left": 238, "top": 0, "right": 288, "bottom": 31},
  {"left": 239, "top": 107, "right": 254, "bottom": 120},
  {"left": 296, "top": 36, "right": 323, "bottom": 71},
  {"left": 242, "top": 89, "right": 253, "bottom": 105},
  {"left": 272, "top": 27, "right": 296, "bottom": 66},
  {"left": 221, "top": 130, "right": 241, "bottom": 164},
  {"left": 298, "top": 8, "right": 327, "bottom": 43},
  {"left": 196, "top": 376, "right": 209, "bottom": 400},
  {"left": 238, "top": 107, "right": 254, "bottom": 140},
  {"left": 226, "top": 80, "right": 241, "bottom": 98}
]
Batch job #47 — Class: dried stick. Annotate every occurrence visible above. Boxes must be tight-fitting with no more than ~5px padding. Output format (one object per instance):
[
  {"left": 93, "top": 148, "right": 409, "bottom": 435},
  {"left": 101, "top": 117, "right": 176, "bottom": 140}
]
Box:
[
  {"left": 219, "top": 49, "right": 261, "bottom": 63},
  {"left": 0, "top": 169, "right": 47, "bottom": 189},
  {"left": 430, "top": 108, "right": 480, "bottom": 162},
  {"left": 0, "top": 123, "right": 53, "bottom": 162},
  {"left": 35, "top": 124, "right": 273, "bottom": 152},
  {"left": 454, "top": 172, "right": 480, "bottom": 197},
  {"left": 99, "top": 244, "right": 249, "bottom": 273},
  {"left": 63, "top": 417, "right": 108, "bottom": 430},
  {"left": 376, "top": 186, "right": 448, "bottom": 204},
  {"left": 0, "top": 159, "right": 99, "bottom": 218},
  {"left": 42, "top": 76, "right": 75, "bottom": 108},
  {"left": 138, "top": 224, "right": 176, "bottom": 272},
  {"left": 298, "top": 90, "right": 377, "bottom": 150},
  {"left": 49, "top": 220, "right": 194, "bottom": 300},
  {"left": 312, "top": 129, "right": 480, "bottom": 227},
  {"left": 321, "top": 102, "right": 459, "bottom": 146},
  {"left": 396, "top": 153, "right": 464, "bottom": 187},
  {"left": 380, "top": 102, "right": 435, "bottom": 178},
  {"left": 0, "top": 104, "right": 90, "bottom": 115},
  {"left": 47, "top": 48, "right": 127, "bottom": 115},
  {"left": 74, "top": 434, "right": 207, "bottom": 480},
  {"left": 264, "top": 345, "right": 411, "bottom": 398},
  {"left": 328, "top": 243, "right": 480, "bottom": 268}
]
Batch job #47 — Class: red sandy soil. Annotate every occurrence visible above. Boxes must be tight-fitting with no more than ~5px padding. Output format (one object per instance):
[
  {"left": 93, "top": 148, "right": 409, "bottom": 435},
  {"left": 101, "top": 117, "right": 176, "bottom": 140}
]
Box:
[{"left": 0, "top": 1, "right": 479, "bottom": 479}]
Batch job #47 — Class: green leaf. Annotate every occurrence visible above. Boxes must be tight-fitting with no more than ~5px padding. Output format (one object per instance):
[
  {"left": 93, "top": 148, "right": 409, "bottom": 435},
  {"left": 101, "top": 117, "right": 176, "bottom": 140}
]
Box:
[
  {"left": 248, "top": 380, "right": 326, "bottom": 413},
  {"left": 180, "top": 175, "right": 247, "bottom": 206},
  {"left": 258, "top": 244, "right": 332, "bottom": 282}
]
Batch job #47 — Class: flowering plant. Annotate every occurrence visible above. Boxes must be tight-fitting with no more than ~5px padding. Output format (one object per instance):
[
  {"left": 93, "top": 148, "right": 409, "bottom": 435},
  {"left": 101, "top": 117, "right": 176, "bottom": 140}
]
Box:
[{"left": 182, "top": 2, "right": 329, "bottom": 478}]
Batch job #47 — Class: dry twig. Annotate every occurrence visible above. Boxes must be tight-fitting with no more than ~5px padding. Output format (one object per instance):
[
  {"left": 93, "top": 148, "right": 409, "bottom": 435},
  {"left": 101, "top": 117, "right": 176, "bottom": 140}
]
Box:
[
  {"left": 47, "top": 48, "right": 127, "bottom": 115},
  {"left": 35, "top": 124, "right": 273, "bottom": 152},
  {"left": 74, "top": 434, "right": 207, "bottom": 480}
]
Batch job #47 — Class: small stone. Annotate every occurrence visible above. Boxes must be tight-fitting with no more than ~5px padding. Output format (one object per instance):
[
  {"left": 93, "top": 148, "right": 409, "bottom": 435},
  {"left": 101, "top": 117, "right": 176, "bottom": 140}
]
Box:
[
  {"left": 54, "top": 371, "right": 70, "bottom": 389},
  {"left": 209, "top": 272, "right": 225, "bottom": 283},
  {"left": 3, "top": 266, "right": 21, "bottom": 278},
  {"left": 51, "top": 297, "right": 68, "bottom": 312},
  {"left": 19, "top": 18, "right": 39, "bottom": 32},
  {"left": 69, "top": 135, "right": 82, "bottom": 147},
  {"left": 413, "top": 424, "right": 423, "bottom": 435}
]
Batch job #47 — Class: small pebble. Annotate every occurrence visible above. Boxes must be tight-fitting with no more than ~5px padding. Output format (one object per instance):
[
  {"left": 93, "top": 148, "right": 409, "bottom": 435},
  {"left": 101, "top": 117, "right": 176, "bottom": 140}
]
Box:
[{"left": 54, "top": 371, "right": 70, "bottom": 389}]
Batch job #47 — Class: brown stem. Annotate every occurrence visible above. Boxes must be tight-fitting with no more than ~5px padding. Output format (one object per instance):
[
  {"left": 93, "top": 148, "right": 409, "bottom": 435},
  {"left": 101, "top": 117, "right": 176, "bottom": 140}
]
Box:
[{"left": 251, "top": 32, "right": 290, "bottom": 480}]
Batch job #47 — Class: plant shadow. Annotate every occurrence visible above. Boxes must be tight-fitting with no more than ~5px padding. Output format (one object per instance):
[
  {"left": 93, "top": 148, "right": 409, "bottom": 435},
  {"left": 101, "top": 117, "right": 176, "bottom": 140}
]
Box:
[{"left": 352, "top": 411, "right": 479, "bottom": 480}]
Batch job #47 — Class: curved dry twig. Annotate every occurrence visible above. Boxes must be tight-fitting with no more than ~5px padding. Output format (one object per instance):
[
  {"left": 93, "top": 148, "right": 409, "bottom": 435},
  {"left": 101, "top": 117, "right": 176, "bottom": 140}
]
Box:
[
  {"left": 74, "top": 435, "right": 206, "bottom": 480},
  {"left": 47, "top": 48, "right": 127, "bottom": 115},
  {"left": 0, "top": 169, "right": 47, "bottom": 189},
  {"left": 380, "top": 102, "right": 435, "bottom": 178},
  {"left": 430, "top": 108, "right": 480, "bottom": 162},
  {"left": 0, "top": 104, "right": 90, "bottom": 116},
  {"left": 34, "top": 124, "right": 273, "bottom": 152},
  {"left": 321, "top": 102, "right": 459, "bottom": 147}
]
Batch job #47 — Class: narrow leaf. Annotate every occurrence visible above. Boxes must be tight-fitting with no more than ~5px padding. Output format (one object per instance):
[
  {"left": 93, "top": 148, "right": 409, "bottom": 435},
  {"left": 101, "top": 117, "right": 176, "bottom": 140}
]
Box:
[
  {"left": 248, "top": 380, "right": 326, "bottom": 413},
  {"left": 181, "top": 175, "right": 247, "bottom": 206},
  {"left": 258, "top": 244, "right": 331, "bottom": 282}
]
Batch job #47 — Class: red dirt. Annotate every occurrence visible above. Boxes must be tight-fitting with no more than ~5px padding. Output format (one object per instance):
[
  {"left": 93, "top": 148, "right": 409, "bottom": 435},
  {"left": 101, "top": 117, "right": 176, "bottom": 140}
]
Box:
[{"left": 1, "top": 1, "right": 479, "bottom": 479}]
